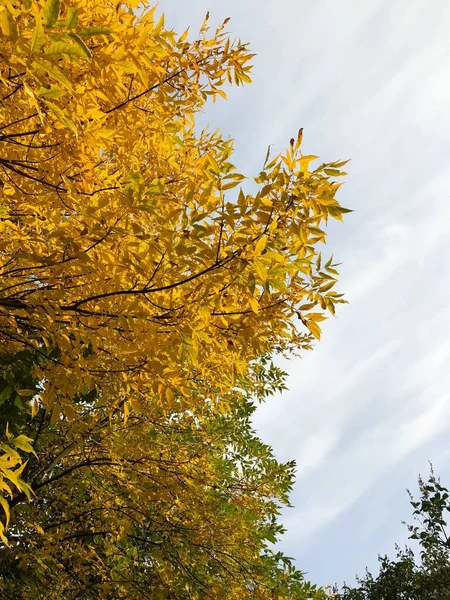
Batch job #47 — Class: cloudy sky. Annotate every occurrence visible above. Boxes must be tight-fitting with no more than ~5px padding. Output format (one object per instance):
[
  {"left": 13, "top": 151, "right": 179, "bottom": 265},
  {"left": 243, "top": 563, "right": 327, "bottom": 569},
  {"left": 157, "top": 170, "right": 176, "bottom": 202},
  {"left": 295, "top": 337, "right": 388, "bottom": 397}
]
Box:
[{"left": 159, "top": 0, "right": 450, "bottom": 588}]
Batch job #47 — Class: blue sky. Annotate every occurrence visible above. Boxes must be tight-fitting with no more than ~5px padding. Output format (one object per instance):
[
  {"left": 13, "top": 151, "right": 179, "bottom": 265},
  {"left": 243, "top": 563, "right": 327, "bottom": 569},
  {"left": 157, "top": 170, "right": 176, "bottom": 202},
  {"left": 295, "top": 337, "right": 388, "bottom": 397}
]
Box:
[{"left": 159, "top": 0, "right": 450, "bottom": 588}]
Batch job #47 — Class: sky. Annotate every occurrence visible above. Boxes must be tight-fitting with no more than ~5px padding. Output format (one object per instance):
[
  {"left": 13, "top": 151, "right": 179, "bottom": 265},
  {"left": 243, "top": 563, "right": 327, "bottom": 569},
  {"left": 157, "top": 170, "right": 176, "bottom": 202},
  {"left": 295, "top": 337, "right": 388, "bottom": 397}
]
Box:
[{"left": 159, "top": 0, "right": 450, "bottom": 588}]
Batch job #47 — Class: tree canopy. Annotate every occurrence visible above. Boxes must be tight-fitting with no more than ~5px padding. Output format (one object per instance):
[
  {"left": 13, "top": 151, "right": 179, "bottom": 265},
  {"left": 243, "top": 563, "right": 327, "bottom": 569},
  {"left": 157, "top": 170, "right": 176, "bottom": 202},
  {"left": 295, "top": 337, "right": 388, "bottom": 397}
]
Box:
[{"left": 0, "top": 1, "right": 349, "bottom": 598}]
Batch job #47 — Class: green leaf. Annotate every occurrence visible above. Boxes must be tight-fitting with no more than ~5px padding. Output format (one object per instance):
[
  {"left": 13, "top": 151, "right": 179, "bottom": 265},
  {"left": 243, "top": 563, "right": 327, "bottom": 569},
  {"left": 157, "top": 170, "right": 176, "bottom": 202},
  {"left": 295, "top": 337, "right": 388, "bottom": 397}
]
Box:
[
  {"left": 45, "top": 41, "right": 86, "bottom": 59},
  {"left": 65, "top": 7, "right": 79, "bottom": 29},
  {"left": 67, "top": 33, "right": 92, "bottom": 59},
  {"left": 330, "top": 159, "right": 350, "bottom": 168},
  {"left": 0, "top": 385, "right": 12, "bottom": 405},
  {"left": 43, "top": 0, "right": 61, "bottom": 28},
  {"left": 38, "top": 85, "right": 64, "bottom": 99},
  {"left": 77, "top": 27, "right": 111, "bottom": 38},
  {"left": 324, "top": 168, "right": 345, "bottom": 177}
]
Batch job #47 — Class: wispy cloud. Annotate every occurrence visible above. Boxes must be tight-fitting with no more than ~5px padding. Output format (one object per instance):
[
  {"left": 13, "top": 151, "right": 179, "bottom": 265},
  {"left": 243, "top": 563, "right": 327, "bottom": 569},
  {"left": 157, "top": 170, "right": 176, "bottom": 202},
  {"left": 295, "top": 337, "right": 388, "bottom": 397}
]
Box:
[{"left": 160, "top": 0, "right": 450, "bottom": 586}]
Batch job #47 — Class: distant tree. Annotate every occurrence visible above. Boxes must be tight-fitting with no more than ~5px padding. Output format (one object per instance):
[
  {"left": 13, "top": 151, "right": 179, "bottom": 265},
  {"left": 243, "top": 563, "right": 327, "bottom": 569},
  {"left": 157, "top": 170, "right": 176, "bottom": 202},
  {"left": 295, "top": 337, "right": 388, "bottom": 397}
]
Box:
[{"left": 333, "top": 467, "right": 450, "bottom": 600}]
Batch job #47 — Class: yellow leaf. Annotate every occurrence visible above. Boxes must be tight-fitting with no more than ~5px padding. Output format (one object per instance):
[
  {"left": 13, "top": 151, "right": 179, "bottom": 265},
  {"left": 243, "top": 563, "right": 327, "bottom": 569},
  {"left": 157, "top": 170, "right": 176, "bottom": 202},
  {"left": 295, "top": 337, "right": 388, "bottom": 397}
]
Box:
[
  {"left": 13, "top": 435, "right": 37, "bottom": 457},
  {"left": 306, "top": 312, "right": 327, "bottom": 323},
  {"left": 30, "top": 12, "right": 45, "bottom": 54},
  {"left": 50, "top": 404, "right": 61, "bottom": 425},
  {"left": 5, "top": 424, "right": 12, "bottom": 442},
  {"left": 178, "top": 27, "right": 189, "bottom": 43},
  {"left": 253, "top": 260, "right": 267, "bottom": 283},
  {"left": 0, "top": 496, "right": 10, "bottom": 526},
  {"left": 306, "top": 320, "right": 321, "bottom": 340},
  {"left": 42, "top": 100, "right": 77, "bottom": 135},
  {"left": 0, "top": 522, "right": 8, "bottom": 545},
  {"left": 154, "top": 13, "right": 165, "bottom": 34},
  {"left": 299, "top": 155, "right": 319, "bottom": 172},
  {"left": 248, "top": 297, "right": 259, "bottom": 314},
  {"left": 17, "top": 389, "right": 35, "bottom": 397},
  {"left": 254, "top": 236, "right": 267, "bottom": 255},
  {"left": 129, "top": 397, "right": 142, "bottom": 413},
  {"left": 31, "top": 399, "right": 39, "bottom": 418},
  {"left": 0, "top": 8, "right": 18, "bottom": 42},
  {"left": 319, "top": 280, "right": 336, "bottom": 293}
]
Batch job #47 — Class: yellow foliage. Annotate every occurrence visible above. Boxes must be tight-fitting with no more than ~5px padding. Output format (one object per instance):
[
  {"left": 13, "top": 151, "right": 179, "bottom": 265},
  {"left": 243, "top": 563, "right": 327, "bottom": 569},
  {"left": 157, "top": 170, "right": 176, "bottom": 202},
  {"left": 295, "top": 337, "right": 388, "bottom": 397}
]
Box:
[
  {"left": 0, "top": 0, "right": 348, "bottom": 423},
  {"left": 0, "top": 430, "right": 35, "bottom": 543},
  {"left": 0, "top": 3, "right": 349, "bottom": 596}
]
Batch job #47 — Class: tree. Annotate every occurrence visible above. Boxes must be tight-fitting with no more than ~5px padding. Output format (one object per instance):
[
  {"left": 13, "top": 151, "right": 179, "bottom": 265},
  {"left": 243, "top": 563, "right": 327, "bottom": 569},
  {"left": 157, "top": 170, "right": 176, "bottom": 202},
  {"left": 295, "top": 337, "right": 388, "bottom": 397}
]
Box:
[
  {"left": 0, "top": 0, "right": 348, "bottom": 420},
  {"left": 0, "top": 1, "right": 349, "bottom": 597},
  {"left": 333, "top": 469, "right": 450, "bottom": 600},
  {"left": 0, "top": 350, "right": 331, "bottom": 599}
]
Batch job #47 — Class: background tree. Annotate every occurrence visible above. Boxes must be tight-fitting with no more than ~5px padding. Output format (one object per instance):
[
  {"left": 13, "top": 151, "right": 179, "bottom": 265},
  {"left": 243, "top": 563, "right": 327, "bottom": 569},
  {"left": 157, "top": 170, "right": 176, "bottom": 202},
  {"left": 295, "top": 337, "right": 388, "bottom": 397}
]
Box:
[{"left": 333, "top": 468, "right": 450, "bottom": 600}]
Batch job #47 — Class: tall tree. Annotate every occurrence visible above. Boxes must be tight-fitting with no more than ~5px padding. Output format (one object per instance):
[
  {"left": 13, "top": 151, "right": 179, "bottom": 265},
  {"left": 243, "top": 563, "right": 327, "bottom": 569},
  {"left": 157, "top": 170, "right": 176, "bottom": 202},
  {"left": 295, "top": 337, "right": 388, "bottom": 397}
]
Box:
[
  {"left": 333, "top": 468, "right": 450, "bottom": 600},
  {"left": 0, "top": 1, "right": 350, "bottom": 597}
]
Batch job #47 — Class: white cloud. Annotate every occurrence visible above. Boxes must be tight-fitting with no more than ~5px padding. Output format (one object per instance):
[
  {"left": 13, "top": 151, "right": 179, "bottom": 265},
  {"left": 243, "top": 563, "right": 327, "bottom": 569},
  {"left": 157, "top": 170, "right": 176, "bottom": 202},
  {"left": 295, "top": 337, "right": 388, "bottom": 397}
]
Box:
[
  {"left": 159, "top": 0, "right": 450, "bottom": 585},
  {"left": 283, "top": 393, "right": 450, "bottom": 538}
]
